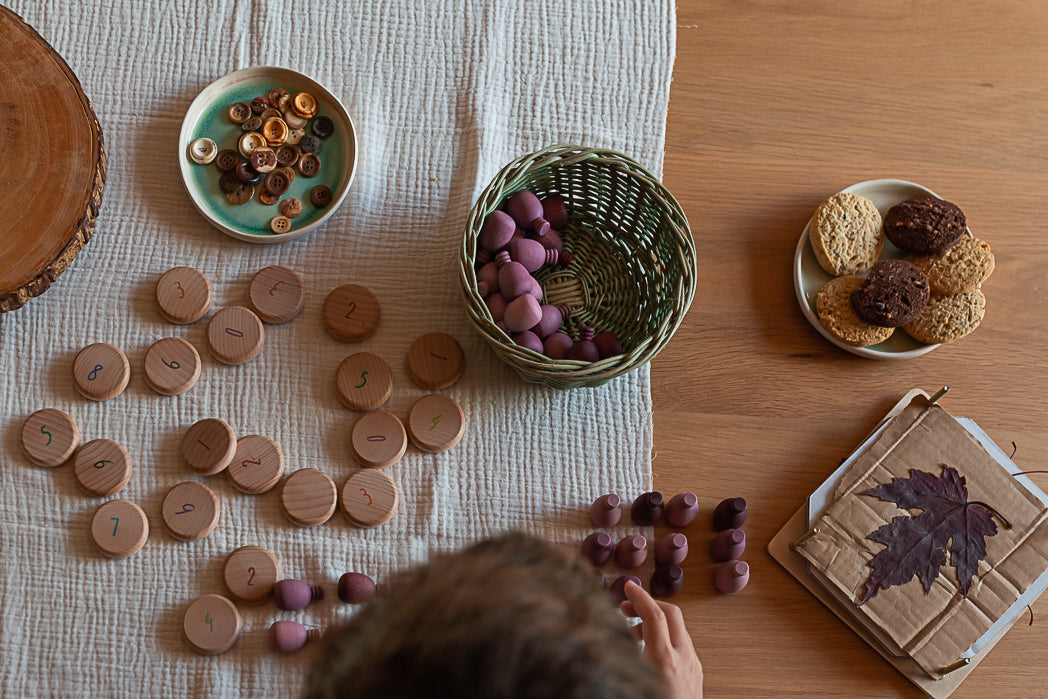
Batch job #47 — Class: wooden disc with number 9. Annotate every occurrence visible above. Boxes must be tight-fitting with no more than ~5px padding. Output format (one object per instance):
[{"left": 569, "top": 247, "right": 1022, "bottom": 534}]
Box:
[
  {"left": 183, "top": 594, "right": 242, "bottom": 655},
  {"left": 144, "top": 337, "right": 201, "bottom": 396},
  {"left": 223, "top": 545, "right": 281, "bottom": 605}
]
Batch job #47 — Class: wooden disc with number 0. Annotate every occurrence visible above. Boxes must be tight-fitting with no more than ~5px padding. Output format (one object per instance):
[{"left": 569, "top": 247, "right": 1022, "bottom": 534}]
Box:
[
  {"left": 207, "top": 306, "right": 264, "bottom": 365},
  {"left": 280, "top": 468, "right": 337, "bottom": 527},
  {"left": 407, "top": 394, "right": 465, "bottom": 453},
  {"left": 223, "top": 545, "right": 281, "bottom": 605},
  {"left": 73, "top": 342, "right": 130, "bottom": 401},
  {"left": 74, "top": 438, "right": 132, "bottom": 497},
  {"left": 181, "top": 418, "right": 236, "bottom": 475},
  {"left": 335, "top": 352, "right": 393, "bottom": 411},
  {"left": 341, "top": 469, "right": 399, "bottom": 527},
  {"left": 405, "top": 332, "right": 464, "bottom": 389},
  {"left": 183, "top": 593, "right": 242, "bottom": 655},
  {"left": 350, "top": 411, "right": 407, "bottom": 469},
  {"left": 162, "top": 481, "right": 220, "bottom": 541},
  {"left": 248, "top": 265, "right": 305, "bottom": 324},
  {"left": 144, "top": 337, "right": 201, "bottom": 395},
  {"left": 156, "top": 266, "right": 212, "bottom": 324},
  {"left": 21, "top": 408, "right": 79, "bottom": 467},
  {"left": 322, "top": 284, "right": 380, "bottom": 342},
  {"left": 226, "top": 435, "right": 284, "bottom": 495},
  {"left": 91, "top": 499, "right": 149, "bottom": 558}
]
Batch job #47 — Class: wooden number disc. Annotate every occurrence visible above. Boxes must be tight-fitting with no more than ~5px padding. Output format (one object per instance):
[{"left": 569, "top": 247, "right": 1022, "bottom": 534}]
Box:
[
  {"left": 183, "top": 594, "right": 242, "bottom": 655},
  {"left": 0, "top": 7, "right": 105, "bottom": 313},
  {"left": 91, "top": 499, "right": 149, "bottom": 558},
  {"left": 322, "top": 284, "right": 380, "bottom": 342},
  {"left": 181, "top": 418, "right": 236, "bottom": 475},
  {"left": 162, "top": 481, "right": 220, "bottom": 541},
  {"left": 341, "top": 469, "right": 399, "bottom": 527},
  {"left": 280, "top": 468, "right": 337, "bottom": 527},
  {"left": 226, "top": 435, "right": 285, "bottom": 495},
  {"left": 223, "top": 545, "right": 281, "bottom": 606},
  {"left": 335, "top": 352, "right": 393, "bottom": 411},
  {"left": 350, "top": 411, "right": 407, "bottom": 469},
  {"left": 207, "top": 306, "right": 264, "bottom": 365},
  {"left": 73, "top": 343, "right": 130, "bottom": 401},
  {"left": 405, "top": 332, "right": 464, "bottom": 389},
  {"left": 143, "top": 337, "right": 201, "bottom": 396},
  {"left": 248, "top": 265, "right": 305, "bottom": 324},
  {"left": 407, "top": 394, "right": 466, "bottom": 453},
  {"left": 74, "top": 439, "right": 132, "bottom": 497},
  {"left": 155, "top": 267, "right": 212, "bottom": 324},
  {"left": 21, "top": 408, "right": 79, "bottom": 467}
]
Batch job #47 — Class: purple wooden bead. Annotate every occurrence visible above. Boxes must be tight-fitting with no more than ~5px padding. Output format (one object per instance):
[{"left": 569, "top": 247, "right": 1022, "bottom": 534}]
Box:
[
  {"left": 609, "top": 575, "right": 642, "bottom": 606},
  {"left": 338, "top": 572, "right": 376, "bottom": 604},
  {"left": 505, "top": 190, "right": 547, "bottom": 232},
  {"left": 654, "top": 532, "right": 688, "bottom": 567},
  {"left": 270, "top": 620, "right": 320, "bottom": 653},
  {"left": 534, "top": 227, "right": 564, "bottom": 254},
  {"left": 273, "top": 579, "right": 324, "bottom": 611},
  {"left": 711, "top": 528, "right": 747, "bottom": 562},
  {"left": 651, "top": 565, "right": 685, "bottom": 598},
  {"left": 712, "top": 497, "right": 748, "bottom": 531},
  {"left": 594, "top": 331, "right": 623, "bottom": 359},
  {"left": 510, "top": 237, "right": 557, "bottom": 273},
  {"left": 589, "top": 493, "right": 622, "bottom": 528},
  {"left": 666, "top": 492, "right": 699, "bottom": 528},
  {"left": 476, "top": 262, "right": 499, "bottom": 298},
  {"left": 496, "top": 256, "right": 533, "bottom": 300},
  {"left": 614, "top": 534, "right": 648, "bottom": 569},
  {"left": 485, "top": 293, "right": 508, "bottom": 323},
  {"left": 543, "top": 332, "right": 573, "bottom": 359},
  {"left": 581, "top": 531, "right": 614, "bottom": 566},
  {"left": 532, "top": 305, "right": 564, "bottom": 340},
  {"left": 479, "top": 210, "right": 515, "bottom": 252},
  {"left": 630, "top": 491, "right": 665, "bottom": 526},
  {"left": 512, "top": 330, "right": 543, "bottom": 353},
  {"left": 541, "top": 194, "right": 569, "bottom": 229},
  {"left": 504, "top": 294, "right": 542, "bottom": 333},
  {"left": 526, "top": 276, "right": 544, "bottom": 302},
  {"left": 566, "top": 339, "right": 599, "bottom": 362},
  {"left": 714, "top": 559, "right": 750, "bottom": 594}
]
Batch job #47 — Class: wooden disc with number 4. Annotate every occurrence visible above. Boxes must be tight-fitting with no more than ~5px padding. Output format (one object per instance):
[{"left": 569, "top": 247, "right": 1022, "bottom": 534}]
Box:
[
  {"left": 223, "top": 545, "right": 281, "bottom": 605},
  {"left": 183, "top": 594, "right": 242, "bottom": 655},
  {"left": 21, "top": 408, "right": 79, "bottom": 467},
  {"left": 162, "top": 481, "right": 220, "bottom": 541},
  {"left": 74, "top": 438, "right": 132, "bottom": 497},
  {"left": 144, "top": 337, "right": 201, "bottom": 395},
  {"left": 350, "top": 411, "right": 407, "bottom": 469},
  {"left": 407, "top": 394, "right": 465, "bottom": 453},
  {"left": 91, "top": 499, "right": 149, "bottom": 558},
  {"left": 341, "top": 469, "right": 399, "bottom": 527},
  {"left": 226, "top": 435, "right": 284, "bottom": 495}
]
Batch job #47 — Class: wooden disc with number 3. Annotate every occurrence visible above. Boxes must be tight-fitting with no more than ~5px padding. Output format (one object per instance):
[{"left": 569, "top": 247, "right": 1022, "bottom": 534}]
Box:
[{"left": 341, "top": 469, "right": 399, "bottom": 527}]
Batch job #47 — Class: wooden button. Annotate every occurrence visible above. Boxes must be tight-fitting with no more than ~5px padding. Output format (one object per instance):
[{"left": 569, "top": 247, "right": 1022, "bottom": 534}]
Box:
[
  {"left": 226, "top": 182, "right": 255, "bottom": 206},
  {"left": 91, "top": 499, "right": 148, "bottom": 558},
  {"left": 188, "top": 137, "right": 217, "bottom": 165},
  {"left": 226, "top": 435, "right": 284, "bottom": 495},
  {"left": 143, "top": 337, "right": 201, "bottom": 396},
  {"left": 156, "top": 267, "right": 212, "bottom": 324},
  {"left": 269, "top": 215, "right": 292, "bottom": 234},
  {"left": 407, "top": 394, "right": 465, "bottom": 453},
  {"left": 335, "top": 352, "right": 393, "bottom": 411},
  {"left": 248, "top": 266, "right": 305, "bottom": 324},
  {"left": 73, "top": 342, "right": 130, "bottom": 401},
  {"left": 341, "top": 469, "right": 399, "bottom": 527},
  {"left": 350, "top": 411, "right": 407, "bottom": 469},
  {"left": 292, "top": 91, "right": 318, "bottom": 118},
  {"left": 322, "top": 284, "right": 380, "bottom": 342},
  {"left": 21, "top": 408, "right": 78, "bottom": 467},
  {"left": 405, "top": 332, "right": 465, "bottom": 389},
  {"left": 297, "top": 152, "right": 321, "bottom": 177},
  {"left": 223, "top": 545, "right": 281, "bottom": 606},
  {"left": 310, "top": 184, "right": 332, "bottom": 207},
  {"left": 162, "top": 481, "right": 220, "bottom": 541},
  {"left": 207, "top": 306, "right": 264, "bottom": 365},
  {"left": 74, "top": 439, "right": 132, "bottom": 497},
  {"left": 183, "top": 594, "right": 242, "bottom": 655},
  {"left": 280, "top": 468, "right": 337, "bottom": 527},
  {"left": 181, "top": 418, "right": 236, "bottom": 475}
]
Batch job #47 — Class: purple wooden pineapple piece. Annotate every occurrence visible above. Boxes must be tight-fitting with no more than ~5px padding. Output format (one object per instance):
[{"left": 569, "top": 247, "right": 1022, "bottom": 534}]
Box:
[
  {"left": 540, "top": 193, "right": 569, "bottom": 229},
  {"left": 711, "top": 528, "right": 747, "bottom": 562},
  {"left": 543, "top": 332, "right": 573, "bottom": 359},
  {"left": 630, "top": 491, "right": 665, "bottom": 526},
  {"left": 505, "top": 190, "right": 549, "bottom": 234},
  {"left": 510, "top": 237, "right": 558, "bottom": 273},
  {"left": 594, "top": 331, "right": 623, "bottom": 359},
  {"left": 485, "top": 293, "right": 508, "bottom": 323},
  {"left": 581, "top": 531, "right": 614, "bottom": 566},
  {"left": 273, "top": 579, "right": 324, "bottom": 611},
  {"left": 512, "top": 330, "right": 543, "bottom": 353},
  {"left": 495, "top": 253, "right": 533, "bottom": 300},
  {"left": 654, "top": 532, "right": 688, "bottom": 567}
]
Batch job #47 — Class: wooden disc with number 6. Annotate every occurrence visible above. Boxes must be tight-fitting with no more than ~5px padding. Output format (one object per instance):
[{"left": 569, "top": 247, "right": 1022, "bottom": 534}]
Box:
[
  {"left": 91, "top": 499, "right": 149, "bottom": 558},
  {"left": 226, "top": 435, "right": 284, "bottom": 495},
  {"left": 144, "top": 337, "right": 201, "bottom": 395},
  {"left": 223, "top": 545, "right": 281, "bottom": 605},
  {"left": 183, "top": 593, "right": 242, "bottom": 655},
  {"left": 74, "top": 438, "right": 132, "bottom": 497}
]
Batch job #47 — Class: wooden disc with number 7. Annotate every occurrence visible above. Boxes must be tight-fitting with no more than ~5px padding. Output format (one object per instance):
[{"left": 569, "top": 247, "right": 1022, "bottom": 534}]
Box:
[
  {"left": 91, "top": 499, "right": 149, "bottom": 558},
  {"left": 223, "top": 545, "right": 281, "bottom": 605},
  {"left": 144, "top": 337, "right": 201, "bottom": 396}
]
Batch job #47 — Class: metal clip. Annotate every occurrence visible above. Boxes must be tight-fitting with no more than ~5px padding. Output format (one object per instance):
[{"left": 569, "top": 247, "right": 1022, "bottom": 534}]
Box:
[
  {"left": 790, "top": 527, "right": 819, "bottom": 551},
  {"left": 928, "top": 386, "right": 950, "bottom": 405},
  {"left": 938, "top": 657, "right": 970, "bottom": 678}
]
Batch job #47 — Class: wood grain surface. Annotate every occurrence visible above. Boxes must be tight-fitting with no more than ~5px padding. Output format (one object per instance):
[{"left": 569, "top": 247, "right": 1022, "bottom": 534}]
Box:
[{"left": 656, "top": 3, "right": 1048, "bottom": 697}]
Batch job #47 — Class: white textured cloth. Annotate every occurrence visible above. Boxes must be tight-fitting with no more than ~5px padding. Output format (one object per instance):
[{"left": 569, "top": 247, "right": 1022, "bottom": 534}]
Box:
[{"left": 0, "top": 1, "right": 675, "bottom": 696}]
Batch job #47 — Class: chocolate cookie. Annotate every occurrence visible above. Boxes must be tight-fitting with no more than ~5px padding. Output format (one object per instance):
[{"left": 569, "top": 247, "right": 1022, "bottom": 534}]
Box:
[
  {"left": 849, "top": 260, "right": 930, "bottom": 327},
  {"left": 816, "top": 276, "right": 895, "bottom": 347},
  {"left": 883, "top": 198, "right": 966, "bottom": 254}
]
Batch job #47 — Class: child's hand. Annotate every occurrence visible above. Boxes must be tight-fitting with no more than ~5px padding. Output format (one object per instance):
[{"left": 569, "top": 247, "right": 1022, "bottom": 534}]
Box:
[{"left": 621, "top": 580, "right": 703, "bottom": 699}]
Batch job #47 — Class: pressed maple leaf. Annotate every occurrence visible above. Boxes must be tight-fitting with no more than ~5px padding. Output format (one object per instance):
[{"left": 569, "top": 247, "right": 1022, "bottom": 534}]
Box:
[{"left": 860, "top": 464, "right": 1000, "bottom": 603}]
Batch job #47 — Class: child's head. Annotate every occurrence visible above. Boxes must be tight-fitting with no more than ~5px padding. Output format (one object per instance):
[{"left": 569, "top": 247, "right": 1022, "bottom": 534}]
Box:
[{"left": 305, "top": 531, "right": 664, "bottom": 698}]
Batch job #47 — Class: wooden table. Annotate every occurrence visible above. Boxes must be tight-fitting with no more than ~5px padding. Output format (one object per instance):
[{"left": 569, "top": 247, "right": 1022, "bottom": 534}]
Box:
[{"left": 656, "top": 2, "right": 1048, "bottom": 697}]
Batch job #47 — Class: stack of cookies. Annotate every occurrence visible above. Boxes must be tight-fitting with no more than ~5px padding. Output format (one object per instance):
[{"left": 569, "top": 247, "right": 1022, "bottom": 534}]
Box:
[{"left": 811, "top": 192, "right": 994, "bottom": 348}]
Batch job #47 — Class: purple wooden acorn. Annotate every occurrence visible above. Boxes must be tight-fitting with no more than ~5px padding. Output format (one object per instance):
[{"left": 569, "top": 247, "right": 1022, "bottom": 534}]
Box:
[
  {"left": 711, "top": 528, "right": 746, "bottom": 562},
  {"left": 532, "top": 305, "right": 564, "bottom": 340},
  {"left": 534, "top": 227, "right": 564, "bottom": 255},
  {"left": 504, "top": 294, "right": 542, "bottom": 333},
  {"left": 567, "top": 337, "right": 599, "bottom": 362},
  {"left": 512, "top": 330, "right": 543, "bottom": 353},
  {"left": 270, "top": 620, "right": 320, "bottom": 653},
  {"left": 495, "top": 254, "right": 533, "bottom": 300},
  {"left": 609, "top": 575, "right": 642, "bottom": 605},
  {"left": 651, "top": 565, "right": 685, "bottom": 598},
  {"left": 543, "top": 332, "right": 573, "bottom": 359},
  {"left": 480, "top": 210, "right": 515, "bottom": 252},
  {"left": 666, "top": 492, "right": 699, "bottom": 528},
  {"left": 476, "top": 262, "right": 499, "bottom": 298},
  {"left": 630, "top": 491, "right": 665, "bottom": 526},
  {"left": 615, "top": 534, "right": 648, "bottom": 569},
  {"left": 485, "top": 293, "right": 507, "bottom": 323},
  {"left": 712, "top": 497, "right": 748, "bottom": 531},
  {"left": 714, "top": 559, "right": 750, "bottom": 594},
  {"left": 594, "top": 331, "right": 623, "bottom": 359},
  {"left": 581, "top": 531, "right": 614, "bottom": 566},
  {"left": 338, "top": 572, "right": 376, "bottom": 604},
  {"left": 589, "top": 493, "right": 623, "bottom": 528},
  {"left": 525, "top": 276, "right": 544, "bottom": 302},
  {"left": 510, "top": 237, "right": 558, "bottom": 273},
  {"left": 541, "top": 194, "right": 569, "bottom": 229},
  {"left": 273, "top": 579, "right": 323, "bottom": 611},
  {"left": 654, "top": 532, "right": 688, "bottom": 567},
  {"left": 505, "top": 190, "right": 549, "bottom": 233}
]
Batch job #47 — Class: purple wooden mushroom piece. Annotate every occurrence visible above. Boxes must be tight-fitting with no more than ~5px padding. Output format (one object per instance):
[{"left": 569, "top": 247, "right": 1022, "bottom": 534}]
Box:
[
  {"left": 270, "top": 620, "right": 320, "bottom": 653},
  {"left": 614, "top": 534, "right": 648, "bottom": 569},
  {"left": 505, "top": 190, "right": 549, "bottom": 234},
  {"left": 651, "top": 565, "right": 685, "bottom": 598},
  {"left": 540, "top": 194, "right": 569, "bottom": 229},
  {"left": 543, "top": 332, "right": 573, "bottom": 359},
  {"left": 714, "top": 559, "right": 750, "bottom": 594},
  {"left": 338, "top": 572, "right": 377, "bottom": 604},
  {"left": 495, "top": 255, "right": 534, "bottom": 300},
  {"left": 654, "top": 532, "right": 688, "bottom": 567},
  {"left": 581, "top": 531, "right": 614, "bottom": 567},
  {"left": 504, "top": 294, "right": 542, "bottom": 333},
  {"left": 512, "top": 330, "right": 543, "bottom": 353},
  {"left": 712, "top": 497, "right": 748, "bottom": 531},
  {"left": 666, "top": 492, "right": 699, "bottom": 528},
  {"left": 711, "top": 528, "right": 747, "bottom": 562},
  {"left": 589, "top": 493, "right": 623, "bottom": 528},
  {"left": 594, "top": 331, "right": 623, "bottom": 359},
  {"left": 273, "top": 579, "right": 324, "bottom": 611},
  {"left": 609, "top": 575, "right": 643, "bottom": 606},
  {"left": 630, "top": 491, "right": 665, "bottom": 526},
  {"left": 479, "top": 210, "right": 515, "bottom": 252},
  {"left": 485, "top": 293, "right": 508, "bottom": 323}
]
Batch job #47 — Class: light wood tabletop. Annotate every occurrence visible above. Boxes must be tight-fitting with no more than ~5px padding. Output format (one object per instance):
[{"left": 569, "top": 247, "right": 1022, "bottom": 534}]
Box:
[{"left": 656, "top": 2, "right": 1048, "bottom": 697}]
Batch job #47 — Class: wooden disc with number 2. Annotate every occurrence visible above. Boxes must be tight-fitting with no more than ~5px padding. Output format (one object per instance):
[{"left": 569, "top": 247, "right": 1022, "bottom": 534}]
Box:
[
  {"left": 226, "top": 435, "right": 284, "bottom": 495},
  {"left": 223, "top": 545, "right": 281, "bottom": 606}
]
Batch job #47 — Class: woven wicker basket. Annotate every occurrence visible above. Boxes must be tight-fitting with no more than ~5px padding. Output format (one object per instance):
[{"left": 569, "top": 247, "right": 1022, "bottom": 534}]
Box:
[{"left": 459, "top": 144, "right": 696, "bottom": 389}]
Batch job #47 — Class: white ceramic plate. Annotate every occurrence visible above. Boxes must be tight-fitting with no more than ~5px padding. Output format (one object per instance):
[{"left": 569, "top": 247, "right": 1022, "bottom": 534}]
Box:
[
  {"left": 793, "top": 179, "right": 945, "bottom": 359},
  {"left": 178, "top": 66, "right": 357, "bottom": 243}
]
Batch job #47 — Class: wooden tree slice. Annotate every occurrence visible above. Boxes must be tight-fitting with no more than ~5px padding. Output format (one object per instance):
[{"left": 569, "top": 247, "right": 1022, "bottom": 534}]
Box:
[{"left": 0, "top": 7, "right": 106, "bottom": 313}]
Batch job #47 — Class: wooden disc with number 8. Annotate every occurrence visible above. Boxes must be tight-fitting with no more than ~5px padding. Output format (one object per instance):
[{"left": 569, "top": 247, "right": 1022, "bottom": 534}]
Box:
[
  {"left": 74, "top": 438, "right": 132, "bottom": 497},
  {"left": 91, "top": 499, "right": 149, "bottom": 558},
  {"left": 226, "top": 435, "right": 285, "bottom": 495},
  {"left": 144, "top": 337, "right": 201, "bottom": 396},
  {"left": 73, "top": 342, "right": 130, "bottom": 401},
  {"left": 183, "top": 594, "right": 242, "bottom": 655},
  {"left": 162, "top": 481, "right": 220, "bottom": 541},
  {"left": 223, "top": 545, "right": 281, "bottom": 605}
]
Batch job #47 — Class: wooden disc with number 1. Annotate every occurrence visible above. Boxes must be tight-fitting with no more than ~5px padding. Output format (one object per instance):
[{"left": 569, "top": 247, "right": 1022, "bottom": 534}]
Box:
[{"left": 405, "top": 332, "right": 464, "bottom": 389}]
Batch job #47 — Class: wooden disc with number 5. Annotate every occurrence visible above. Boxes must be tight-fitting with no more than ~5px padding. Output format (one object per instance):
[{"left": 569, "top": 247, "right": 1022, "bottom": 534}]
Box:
[
  {"left": 144, "top": 337, "right": 201, "bottom": 396},
  {"left": 223, "top": 545, "right": 281, "bottom": 605}
]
